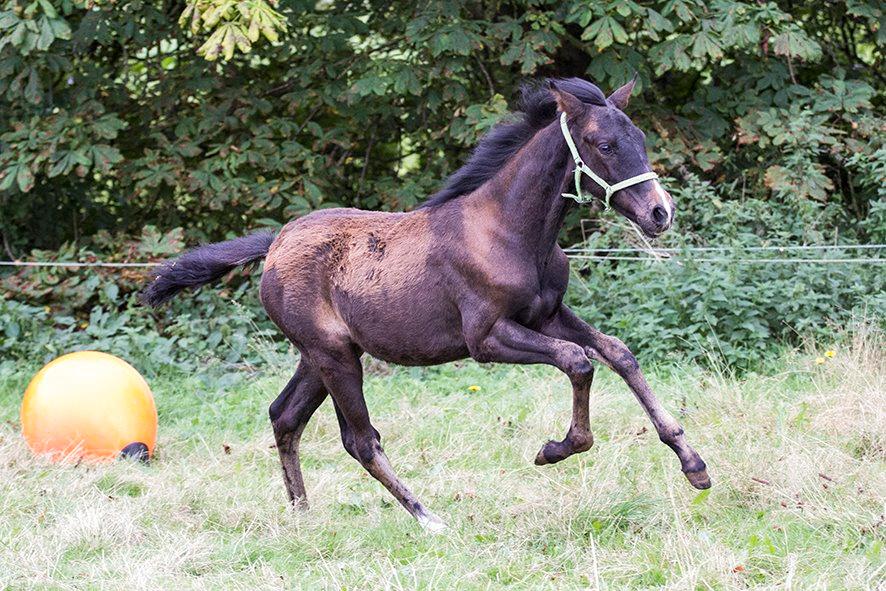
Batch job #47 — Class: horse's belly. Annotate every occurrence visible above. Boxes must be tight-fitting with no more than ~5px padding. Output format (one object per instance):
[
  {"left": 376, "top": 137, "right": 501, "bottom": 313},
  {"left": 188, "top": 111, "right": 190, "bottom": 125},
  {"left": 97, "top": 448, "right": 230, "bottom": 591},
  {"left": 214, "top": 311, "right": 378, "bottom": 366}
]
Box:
[
  {"left": 337, "top": 292, "right": 468, "bottom": 366},
  {"left": 363, "top": 336, "right": 469, "bottom": 366}
]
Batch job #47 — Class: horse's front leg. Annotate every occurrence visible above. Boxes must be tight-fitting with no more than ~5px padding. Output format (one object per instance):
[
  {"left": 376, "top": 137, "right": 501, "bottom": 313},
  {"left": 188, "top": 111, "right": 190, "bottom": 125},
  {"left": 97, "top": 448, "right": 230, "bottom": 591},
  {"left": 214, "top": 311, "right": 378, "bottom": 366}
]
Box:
[
  {"left": 533, "top": 360, "right": 595, "bottom": 466},
  {"left": 542, "top": 305, "right": 711, "bottom": 489},
  {"left": 464, "top": 317, "right": 595, "bottom": 464}
]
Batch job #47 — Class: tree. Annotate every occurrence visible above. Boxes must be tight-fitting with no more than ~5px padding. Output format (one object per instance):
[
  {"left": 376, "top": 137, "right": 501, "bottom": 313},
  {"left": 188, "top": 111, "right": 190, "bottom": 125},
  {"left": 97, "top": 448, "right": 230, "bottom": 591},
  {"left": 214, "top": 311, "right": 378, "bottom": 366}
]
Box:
[{"left": 0, "top": 0, "right": 883, "bottom": 254}]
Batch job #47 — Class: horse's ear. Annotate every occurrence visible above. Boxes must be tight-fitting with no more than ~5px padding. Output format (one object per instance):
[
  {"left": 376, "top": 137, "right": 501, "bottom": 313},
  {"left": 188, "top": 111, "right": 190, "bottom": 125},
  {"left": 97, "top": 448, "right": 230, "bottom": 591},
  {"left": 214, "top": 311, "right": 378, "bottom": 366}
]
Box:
[
  {"left": 549, "top": 81, "right": 584, "bottom": 117},
  {"left": 607, "top": 75, "right": 638, "bottom": 110}
]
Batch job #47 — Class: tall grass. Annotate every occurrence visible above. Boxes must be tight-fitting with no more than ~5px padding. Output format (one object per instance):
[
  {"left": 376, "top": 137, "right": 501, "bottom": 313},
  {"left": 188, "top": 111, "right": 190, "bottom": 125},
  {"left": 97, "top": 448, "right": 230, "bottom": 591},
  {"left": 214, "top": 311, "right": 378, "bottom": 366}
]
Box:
[{"left": 0, "top": 328, "right": 882, "bottom": 590}]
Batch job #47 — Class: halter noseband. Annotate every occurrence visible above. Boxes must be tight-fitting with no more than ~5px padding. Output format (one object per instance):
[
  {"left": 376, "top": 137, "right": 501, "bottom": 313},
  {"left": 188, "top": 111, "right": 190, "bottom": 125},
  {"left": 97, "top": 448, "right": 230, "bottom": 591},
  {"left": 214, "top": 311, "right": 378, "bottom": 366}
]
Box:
[{"left": 559, "top": 112, "right": 659, "bottom": 209}]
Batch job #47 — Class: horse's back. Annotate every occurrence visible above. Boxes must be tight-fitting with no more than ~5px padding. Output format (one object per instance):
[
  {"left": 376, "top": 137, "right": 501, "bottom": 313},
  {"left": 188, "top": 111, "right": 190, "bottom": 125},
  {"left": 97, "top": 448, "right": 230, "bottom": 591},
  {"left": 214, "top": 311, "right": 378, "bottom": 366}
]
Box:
[{"left": 264, "top": 207, "right": 431, "bottom": 280}]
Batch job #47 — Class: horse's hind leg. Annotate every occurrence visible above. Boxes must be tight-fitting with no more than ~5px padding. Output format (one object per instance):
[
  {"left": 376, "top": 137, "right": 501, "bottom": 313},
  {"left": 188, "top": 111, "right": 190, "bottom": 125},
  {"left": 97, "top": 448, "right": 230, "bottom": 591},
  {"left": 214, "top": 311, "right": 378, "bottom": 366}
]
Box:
[
  {"left": 310, "top": 344, "right": 446, "bottom": 533},
  {"left": 332, "top": 400, "right": 381, "bottom": 460},
  {"left": 269, "top": 359, "right": 327, "bottom": 507}
]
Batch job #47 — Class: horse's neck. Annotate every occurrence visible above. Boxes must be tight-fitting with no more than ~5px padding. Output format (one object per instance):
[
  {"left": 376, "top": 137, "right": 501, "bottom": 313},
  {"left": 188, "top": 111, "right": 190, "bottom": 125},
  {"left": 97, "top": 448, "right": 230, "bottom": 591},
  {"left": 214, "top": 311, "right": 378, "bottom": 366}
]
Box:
[{"left": 468, "top": 120, "right": 573, "bottom": 259}]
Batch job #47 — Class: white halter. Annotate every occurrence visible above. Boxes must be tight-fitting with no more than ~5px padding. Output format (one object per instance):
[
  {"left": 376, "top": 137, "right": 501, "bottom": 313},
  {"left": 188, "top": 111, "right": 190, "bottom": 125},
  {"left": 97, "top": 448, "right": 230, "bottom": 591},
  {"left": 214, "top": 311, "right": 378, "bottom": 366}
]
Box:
[{"left": 559, "top": 112, "right": 659, "bottom": 209}]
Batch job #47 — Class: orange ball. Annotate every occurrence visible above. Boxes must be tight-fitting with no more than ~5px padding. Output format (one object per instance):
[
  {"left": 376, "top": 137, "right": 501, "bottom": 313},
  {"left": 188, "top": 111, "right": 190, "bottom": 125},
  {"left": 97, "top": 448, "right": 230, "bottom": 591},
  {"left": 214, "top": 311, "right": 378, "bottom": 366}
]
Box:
[{"left": 21, "top": 351, "right": 157, "bottom": 462}]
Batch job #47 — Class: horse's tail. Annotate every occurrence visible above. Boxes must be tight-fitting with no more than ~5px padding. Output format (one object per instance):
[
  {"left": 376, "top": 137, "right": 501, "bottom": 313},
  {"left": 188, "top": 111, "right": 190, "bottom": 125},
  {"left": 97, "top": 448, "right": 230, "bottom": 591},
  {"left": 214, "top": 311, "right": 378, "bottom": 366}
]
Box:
[{"left": 140, "top": 231, "right": 275, "bottom": 307}]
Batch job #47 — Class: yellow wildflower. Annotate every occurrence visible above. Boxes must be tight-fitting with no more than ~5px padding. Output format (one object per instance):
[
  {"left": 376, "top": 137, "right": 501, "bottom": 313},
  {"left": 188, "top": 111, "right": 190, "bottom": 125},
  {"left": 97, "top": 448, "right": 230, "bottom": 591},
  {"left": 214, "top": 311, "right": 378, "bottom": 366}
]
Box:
[
  {"left": 824, "top": 350, "right": 836, "bottom": 358},
  {"left": 814, "top": 357, "right": 825, "bottom": 365},
  {"left": 467, "top": 385, "right": 481, "bottom": 392},
  {"left": 79, "top": 322, "right": 88, "bottom": 330}
]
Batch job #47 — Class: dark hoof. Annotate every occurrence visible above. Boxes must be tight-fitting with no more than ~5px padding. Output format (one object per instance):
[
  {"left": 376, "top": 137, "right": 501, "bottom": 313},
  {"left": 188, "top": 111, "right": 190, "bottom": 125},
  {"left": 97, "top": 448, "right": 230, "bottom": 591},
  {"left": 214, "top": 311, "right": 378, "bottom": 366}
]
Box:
[
  {"left": 534, "top": 442, "right": 555, "bottom": 466},
  {"left": 534, "top": 432, "right": 594, "bottom": 466},
  {"left": 685, "top": 469, "right": 711, "bottom": 489},
  {"left": 534, "top": 440, "right": 567, "bottom": 466},
  {"left": 119, "top": 442, "right": 150, "bottom": 463}
]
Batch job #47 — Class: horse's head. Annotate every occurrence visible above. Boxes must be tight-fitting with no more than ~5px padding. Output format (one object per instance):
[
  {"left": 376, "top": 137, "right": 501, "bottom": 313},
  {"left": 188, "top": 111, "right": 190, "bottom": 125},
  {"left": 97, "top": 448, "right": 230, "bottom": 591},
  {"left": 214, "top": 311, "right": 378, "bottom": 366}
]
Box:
[{"left": 551, "top": 79, "right": 674, "bottom": 238}]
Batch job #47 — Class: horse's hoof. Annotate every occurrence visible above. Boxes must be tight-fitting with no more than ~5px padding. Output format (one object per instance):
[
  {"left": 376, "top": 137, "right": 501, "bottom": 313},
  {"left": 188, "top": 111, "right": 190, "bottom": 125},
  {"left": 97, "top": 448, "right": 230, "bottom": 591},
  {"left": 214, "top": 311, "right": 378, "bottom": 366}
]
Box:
[
  {"left": 534, "top": 441, "right": 559, "bottom": 466},
  {"left": 290, "top": 496, "right": 310, "bottom": 511},
  {"left": 534, "top": 433, "right": 592, "bottom": 466},
  {"left": 685, "top": 469, "right": 711, "bottom": 489},
  {"left": 417, "top": 513, "right": 447, "bottom": 534}
]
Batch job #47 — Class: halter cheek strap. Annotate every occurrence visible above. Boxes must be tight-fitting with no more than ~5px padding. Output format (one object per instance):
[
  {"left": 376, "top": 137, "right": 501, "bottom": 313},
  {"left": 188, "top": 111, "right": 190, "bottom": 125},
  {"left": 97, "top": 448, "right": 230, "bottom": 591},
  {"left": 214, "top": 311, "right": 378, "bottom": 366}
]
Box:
[{"left": 559, "top": 112, "right": 659, "bottom": 209}]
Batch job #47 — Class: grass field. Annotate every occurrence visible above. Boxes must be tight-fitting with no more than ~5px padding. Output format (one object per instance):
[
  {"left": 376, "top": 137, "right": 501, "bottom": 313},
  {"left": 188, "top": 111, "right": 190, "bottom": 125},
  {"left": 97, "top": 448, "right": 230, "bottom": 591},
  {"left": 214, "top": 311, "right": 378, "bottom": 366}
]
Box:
[{"left": 0, "top": 330, "right": 883, "bottom": 590}]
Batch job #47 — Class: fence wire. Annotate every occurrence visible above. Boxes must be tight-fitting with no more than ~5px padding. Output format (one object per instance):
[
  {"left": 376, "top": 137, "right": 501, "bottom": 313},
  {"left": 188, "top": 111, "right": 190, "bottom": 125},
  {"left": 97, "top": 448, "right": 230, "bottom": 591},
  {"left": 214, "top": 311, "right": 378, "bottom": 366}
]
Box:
[
  {"left": 0, "top": 261, "right": 159, "bottom": 268},
  {"left": 0, "top": 244, "right": 883, "bottom": 268}
]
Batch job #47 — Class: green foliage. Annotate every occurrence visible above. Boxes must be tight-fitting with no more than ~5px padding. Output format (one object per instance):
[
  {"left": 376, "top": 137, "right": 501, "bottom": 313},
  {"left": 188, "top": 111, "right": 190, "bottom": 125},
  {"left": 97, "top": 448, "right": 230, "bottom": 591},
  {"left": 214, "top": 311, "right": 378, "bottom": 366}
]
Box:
[
  {"left": 567, "top": 178, "right": 885, "bottom": 370},
  {"left": 1, "top": 0, "right": 883, "bottom": 250},
  {"left": 0, "top": 0, "right": 883, "bottom": 370},
  {"left": 569, "top": 252, "right": 883, "bottom": 370},
  {"left": 0, "top": 226, "right": 285, "bottom": 375},
  {"left": 180, "top": 0, "right": 287, "bottom": 61},
  {"left": 0, "top": 283, "right": 280, "bottom": 375}
]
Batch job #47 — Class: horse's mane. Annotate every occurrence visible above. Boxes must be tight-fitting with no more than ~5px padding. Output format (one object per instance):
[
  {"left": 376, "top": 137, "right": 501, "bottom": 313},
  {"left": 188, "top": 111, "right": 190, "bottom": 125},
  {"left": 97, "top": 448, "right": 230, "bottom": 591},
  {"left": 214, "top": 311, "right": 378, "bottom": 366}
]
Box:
[{"left": 420, "top": 78, "right": 608, "bottom": 208}]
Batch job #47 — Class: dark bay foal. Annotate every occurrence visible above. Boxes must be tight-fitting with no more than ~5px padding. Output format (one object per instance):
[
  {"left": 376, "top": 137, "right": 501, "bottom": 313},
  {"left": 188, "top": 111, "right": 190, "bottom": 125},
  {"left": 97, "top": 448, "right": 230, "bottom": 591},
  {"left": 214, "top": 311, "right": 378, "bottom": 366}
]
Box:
[{"left": 143, "top": 77, "right": 710, "bottom": 532}]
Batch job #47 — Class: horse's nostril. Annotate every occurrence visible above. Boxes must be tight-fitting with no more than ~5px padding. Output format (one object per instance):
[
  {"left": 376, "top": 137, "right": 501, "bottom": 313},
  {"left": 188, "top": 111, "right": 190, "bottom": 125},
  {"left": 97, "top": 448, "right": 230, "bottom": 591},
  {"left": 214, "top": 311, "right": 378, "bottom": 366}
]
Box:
[{"left": 652, "top": 205, "right": 668, "bottom": 226}]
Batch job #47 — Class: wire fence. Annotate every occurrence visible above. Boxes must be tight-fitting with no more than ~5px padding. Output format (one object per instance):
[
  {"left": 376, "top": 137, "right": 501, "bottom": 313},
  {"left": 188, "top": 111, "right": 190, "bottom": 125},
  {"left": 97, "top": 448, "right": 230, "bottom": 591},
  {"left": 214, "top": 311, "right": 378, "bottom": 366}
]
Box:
[
  {"left": 0, "top": 261, "right": 159, "bottom": 268},
  {"left": 0, "top": 244, "right": 883, "bottom": 268},
  {"left": 566, "top": 243, "right": 885, "bottom": 264},
  {"left": 562, "top": 244, "right": 886, "bottom": 253},
  {"left": 566, "top": 256, "right": 885, "bottom": 264}
]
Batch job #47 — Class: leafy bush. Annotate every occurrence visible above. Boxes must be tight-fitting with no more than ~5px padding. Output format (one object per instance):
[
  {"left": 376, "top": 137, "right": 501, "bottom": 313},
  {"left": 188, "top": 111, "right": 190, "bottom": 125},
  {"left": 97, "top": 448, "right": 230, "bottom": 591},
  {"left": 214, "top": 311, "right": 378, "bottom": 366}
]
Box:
[
  {"left": 568, "top": 251, "right": 883, "bottom": 369},
  {"left": 0, "top": 226, "right": 284, "bottom": 375},
  {"left": 0, "top": 0, "right": 883, "bottom": 372},
  {"left": 2, "top": 204, "right": 880, "bottom": 374},
  {"left": 0, "top": 277, "right": 286, "bottom": 376},
  {"left": 1, "top": 0, "right": 882, "bottom": 250},
  {"left": 567, "top": 180, "right": 885, "bottom": 370}
]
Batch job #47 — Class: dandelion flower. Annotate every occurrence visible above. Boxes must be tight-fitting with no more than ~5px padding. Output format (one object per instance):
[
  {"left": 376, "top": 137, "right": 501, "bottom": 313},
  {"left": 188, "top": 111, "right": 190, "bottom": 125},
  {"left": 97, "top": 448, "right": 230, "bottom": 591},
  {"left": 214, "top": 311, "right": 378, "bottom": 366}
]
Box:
[
  {"left": 815, "top": 357, "right": 825, "bottom": 365},
  {"left": 824, "top": 350, "right": 835, "bottom": 358},
  {"left": 467, "top": 385, "right": 481, "bottom": 392}
]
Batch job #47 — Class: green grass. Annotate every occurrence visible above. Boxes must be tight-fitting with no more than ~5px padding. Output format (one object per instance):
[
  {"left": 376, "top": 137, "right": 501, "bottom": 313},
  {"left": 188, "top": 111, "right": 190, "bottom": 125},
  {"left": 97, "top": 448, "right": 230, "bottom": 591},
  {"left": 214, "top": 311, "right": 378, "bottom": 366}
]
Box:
[{"left": 0, "top": 331, "right": 883, "bottom": 590}]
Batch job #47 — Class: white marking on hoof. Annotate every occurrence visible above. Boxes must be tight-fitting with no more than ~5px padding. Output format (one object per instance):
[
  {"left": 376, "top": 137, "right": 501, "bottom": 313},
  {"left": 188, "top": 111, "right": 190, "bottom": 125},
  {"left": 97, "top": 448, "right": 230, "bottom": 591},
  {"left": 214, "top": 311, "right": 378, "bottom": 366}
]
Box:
[{"left": 417, "top": 513, "right": 447, "bottom": 534}]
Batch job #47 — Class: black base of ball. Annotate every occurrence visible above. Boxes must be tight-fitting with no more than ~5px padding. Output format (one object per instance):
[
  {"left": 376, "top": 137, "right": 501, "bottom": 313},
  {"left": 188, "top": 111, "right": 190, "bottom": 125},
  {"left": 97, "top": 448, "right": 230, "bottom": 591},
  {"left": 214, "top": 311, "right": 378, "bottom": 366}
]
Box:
[{"left": 119, "top": 442, "right": 150, "bottom": 463}]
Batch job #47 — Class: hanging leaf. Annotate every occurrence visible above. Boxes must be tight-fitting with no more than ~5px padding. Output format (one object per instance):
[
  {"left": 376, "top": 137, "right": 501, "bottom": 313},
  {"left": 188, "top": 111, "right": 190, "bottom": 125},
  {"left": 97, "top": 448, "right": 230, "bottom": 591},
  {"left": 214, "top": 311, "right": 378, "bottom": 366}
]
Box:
[
  {"left": 16, "top": 163, "right": 34, "bottom": 192},
  {"left": 89, "top": 144, "right": 123, "bottom": 174},
  {"left": 183, "top": 0, "right": 286, "bottom": 61}
]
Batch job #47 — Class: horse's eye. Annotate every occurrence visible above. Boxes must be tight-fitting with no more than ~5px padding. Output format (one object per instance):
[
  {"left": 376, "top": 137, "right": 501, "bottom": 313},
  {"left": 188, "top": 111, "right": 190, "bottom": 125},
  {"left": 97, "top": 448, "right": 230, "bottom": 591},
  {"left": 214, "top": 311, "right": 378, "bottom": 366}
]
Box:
[{"left": 598, "top": 143, "right": 613, "bottom": 155}]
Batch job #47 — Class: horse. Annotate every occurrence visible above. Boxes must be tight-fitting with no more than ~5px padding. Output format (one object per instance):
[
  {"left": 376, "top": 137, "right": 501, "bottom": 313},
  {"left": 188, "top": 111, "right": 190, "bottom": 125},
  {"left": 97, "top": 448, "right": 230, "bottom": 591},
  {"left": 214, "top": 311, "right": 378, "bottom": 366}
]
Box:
[{"left": 142, "top": 77, "right": 710, "bottom": 532}]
